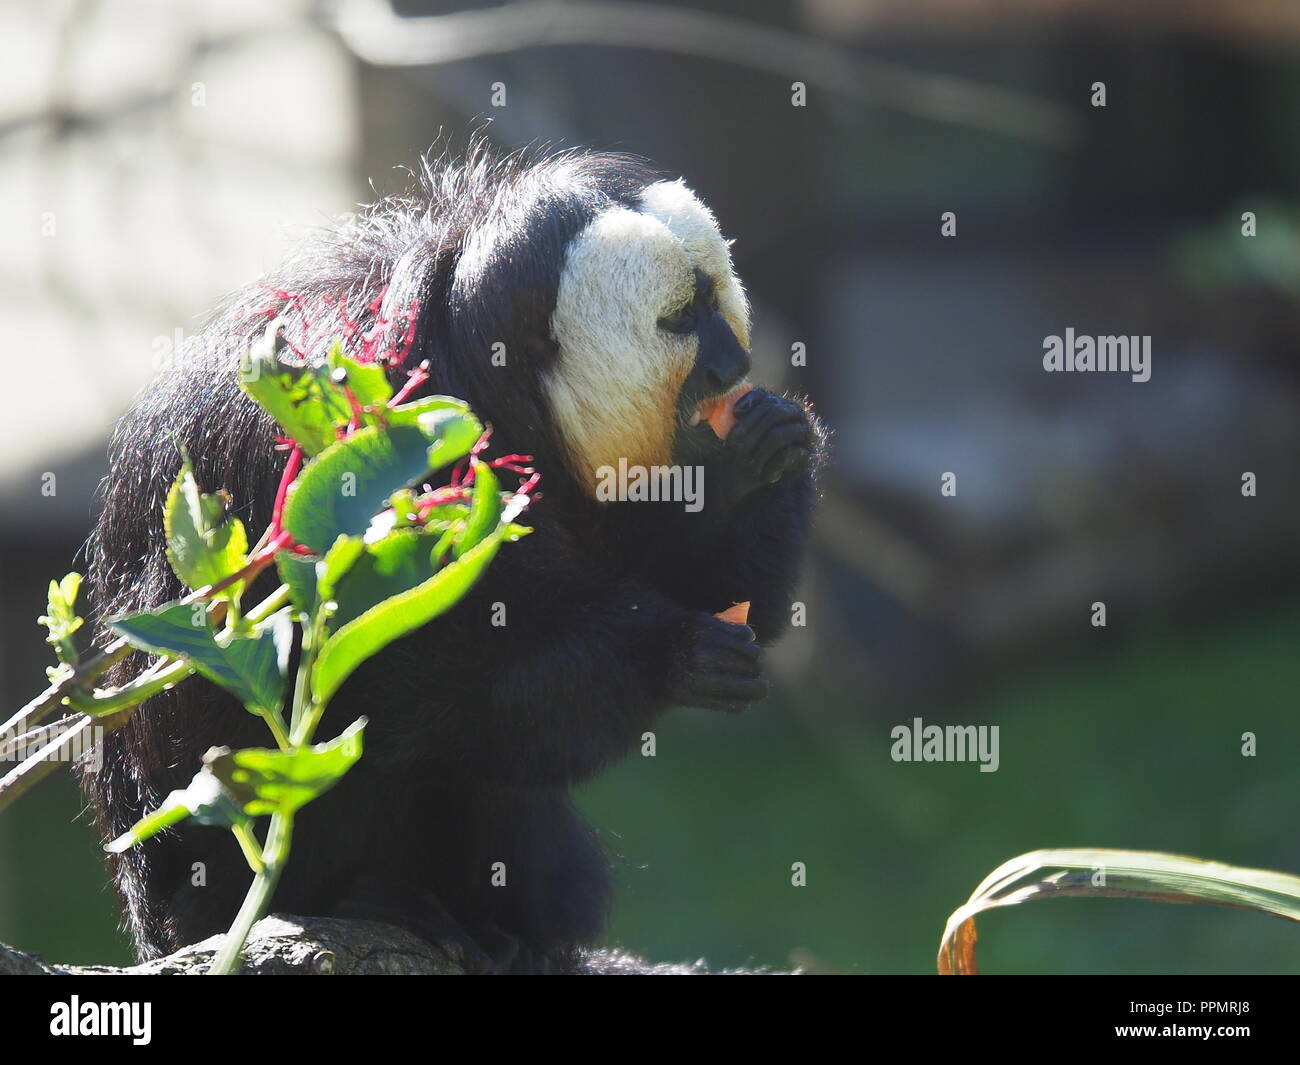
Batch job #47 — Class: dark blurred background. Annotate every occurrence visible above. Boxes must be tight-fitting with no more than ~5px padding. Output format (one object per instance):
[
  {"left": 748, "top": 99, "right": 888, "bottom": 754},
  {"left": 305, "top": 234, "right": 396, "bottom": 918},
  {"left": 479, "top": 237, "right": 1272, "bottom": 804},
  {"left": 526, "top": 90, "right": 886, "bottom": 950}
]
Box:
[{"left": 2, "top": 0, "right": 1298, "bottom": 973}]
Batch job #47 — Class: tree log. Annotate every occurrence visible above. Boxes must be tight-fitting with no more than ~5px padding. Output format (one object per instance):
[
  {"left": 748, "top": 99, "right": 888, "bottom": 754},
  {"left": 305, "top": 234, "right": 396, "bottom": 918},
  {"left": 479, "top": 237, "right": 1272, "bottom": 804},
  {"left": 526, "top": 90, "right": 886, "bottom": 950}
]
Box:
[{"left": 0, "top": 914, "right": 723, "bottom": 974}]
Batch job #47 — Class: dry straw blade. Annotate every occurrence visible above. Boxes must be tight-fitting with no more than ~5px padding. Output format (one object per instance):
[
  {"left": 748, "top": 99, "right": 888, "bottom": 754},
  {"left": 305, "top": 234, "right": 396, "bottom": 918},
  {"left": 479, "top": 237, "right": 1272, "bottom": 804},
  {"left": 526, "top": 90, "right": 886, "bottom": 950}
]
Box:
[{"left": 938, "top": 848, "right": 1300, "bottom": 974}]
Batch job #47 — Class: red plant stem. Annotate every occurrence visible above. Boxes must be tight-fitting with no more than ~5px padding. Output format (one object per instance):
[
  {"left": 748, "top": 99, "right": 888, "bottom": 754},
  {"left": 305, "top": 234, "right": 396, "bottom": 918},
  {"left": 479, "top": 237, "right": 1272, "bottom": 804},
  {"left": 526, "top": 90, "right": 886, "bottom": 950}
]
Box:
[
  {"left": 204, "top": 530, "right": 294, "bottom": 599},
  {"left": 453, "top": 428, "right": 495, "bottom": 488},
  {"left": 342, "top": 384, "right": 364, "bottom": 433},
  {"left": 270, "top": 445, "right": 303, "bottom": 538},
  {"left": 388, "top": 362, "right": 430, "bottom": 407},
  {"left": 392, "top": 305, "right": 420, "bottom": 366},
  {"left": 416, "top": 487, "right": 473, "bottom": 519}
]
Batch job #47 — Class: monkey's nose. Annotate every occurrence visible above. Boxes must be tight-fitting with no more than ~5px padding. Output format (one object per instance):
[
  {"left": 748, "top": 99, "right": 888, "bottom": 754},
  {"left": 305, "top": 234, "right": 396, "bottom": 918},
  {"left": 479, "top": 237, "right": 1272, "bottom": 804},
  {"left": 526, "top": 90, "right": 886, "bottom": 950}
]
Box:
[{"left": 696, "top": 310, "right": 751, "bottom": 395}]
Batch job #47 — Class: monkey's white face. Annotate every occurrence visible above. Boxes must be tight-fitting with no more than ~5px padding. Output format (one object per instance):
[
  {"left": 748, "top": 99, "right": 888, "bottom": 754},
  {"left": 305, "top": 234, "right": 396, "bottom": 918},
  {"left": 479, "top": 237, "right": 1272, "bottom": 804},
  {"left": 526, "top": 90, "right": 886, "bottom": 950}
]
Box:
[{"left": 547, "top": 180, "right": 751, "bottom": 489}]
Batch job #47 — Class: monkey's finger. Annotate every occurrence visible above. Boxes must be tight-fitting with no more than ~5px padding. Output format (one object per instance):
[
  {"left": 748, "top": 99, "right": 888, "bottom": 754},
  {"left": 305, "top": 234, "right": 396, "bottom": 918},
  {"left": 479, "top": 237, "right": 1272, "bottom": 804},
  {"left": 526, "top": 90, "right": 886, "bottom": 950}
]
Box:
[
  {"left": 684, "top": 670, "right": 771, "bottom": 711},
  {"left": 696, "top": 621, "right": 762, "bottom": 661},
  {"left": 727, "top": 399, "right": 804, "bottom": 452},
  {"left": 695, "top": 642, "right": 764, "bottom": 677},
  {"left": 706, "top": 619, "right": 758, "bottom": 644},
  {"left": 733, "top": 395, "right": 800, "bottom": 436},
  {"left": 761, "top": 444, "right": 813, "bottom": 485},
  {"left": 749, "top": 422, "right": 814, "bottom": 477}
]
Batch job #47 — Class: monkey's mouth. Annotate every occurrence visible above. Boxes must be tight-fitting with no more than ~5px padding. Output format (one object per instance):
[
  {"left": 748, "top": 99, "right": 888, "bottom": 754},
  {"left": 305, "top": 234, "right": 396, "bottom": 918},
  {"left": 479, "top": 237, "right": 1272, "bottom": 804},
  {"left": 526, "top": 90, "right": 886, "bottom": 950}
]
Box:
[{"left": 685, "top": 381, "right": 754, "bottom": 439}]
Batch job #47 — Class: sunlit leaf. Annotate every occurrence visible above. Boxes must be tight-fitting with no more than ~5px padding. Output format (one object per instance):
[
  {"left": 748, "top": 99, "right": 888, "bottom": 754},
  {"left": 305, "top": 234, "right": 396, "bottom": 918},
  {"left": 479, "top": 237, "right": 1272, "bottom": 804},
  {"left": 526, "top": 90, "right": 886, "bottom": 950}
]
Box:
[
  {"left": 384, "top": 395, "right": 471, "bottom": 429},
  {"left": 39, "top": 572, "right": 84, "bottom": 662},
  {"left": 239, "top": 323, "right": 353, "bottom": 456},
  {"left": 328, "top": 531, "right": 439, "bottom": 631},
  {"left": 312, "top": 529, "right": 505, "bottom": 705},
  {"left": 109, "top": 603, "right": 291, "bottom": 717},
  {"left": 327, "top": 344, "right": 393, "bottom": 410},
  {"left": 282, "top": 412, "right": 481, "bottom": 554},
  {"left": 104, "top": 767, "right": 247, "bottom": 853},
  {"left": 938, "top": 848, "right": 1300, "bottom": 975},
  {"left": 454, "top": 461, "right": 502, "bottom": 558},
  {"left": 318, "top": 535, "right": 366, "bottom": 601},
  {"left": 276, "top": 552, "right": 318, "bottom": 618},
  {"left": 163, "top": 457, "right": 248, "bottom": 599},
  {"left": 206, "top": 718, "right": 366, "bottom": 816}
]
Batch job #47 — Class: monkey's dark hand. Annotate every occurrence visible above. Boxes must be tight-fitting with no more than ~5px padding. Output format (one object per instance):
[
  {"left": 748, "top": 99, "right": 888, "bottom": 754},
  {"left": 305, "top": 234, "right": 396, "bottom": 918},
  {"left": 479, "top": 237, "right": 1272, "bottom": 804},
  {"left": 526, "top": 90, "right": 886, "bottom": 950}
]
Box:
[
  {"left": 673, "top": 389, "right": 816, "bottom": 514},
  {"left": 726, "top": 388, "right": 816, "bottom": 487},
  {"left": 667, "top": 613, "right": 769, "bottom": 714}
]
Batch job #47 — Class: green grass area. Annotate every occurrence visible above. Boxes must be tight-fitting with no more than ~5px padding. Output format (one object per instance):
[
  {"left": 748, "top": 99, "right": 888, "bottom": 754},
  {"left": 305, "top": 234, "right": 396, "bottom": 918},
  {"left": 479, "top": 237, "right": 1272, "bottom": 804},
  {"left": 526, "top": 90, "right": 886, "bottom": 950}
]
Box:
[
  {"left": 2, "top": 604, "right": 1297, "bottom": 972},
  {"left": 581, "top": 605, "right": 1300, "bottom": 973},
  {"left": 1, "top": 771, "right": 133, "bottom": 965}
]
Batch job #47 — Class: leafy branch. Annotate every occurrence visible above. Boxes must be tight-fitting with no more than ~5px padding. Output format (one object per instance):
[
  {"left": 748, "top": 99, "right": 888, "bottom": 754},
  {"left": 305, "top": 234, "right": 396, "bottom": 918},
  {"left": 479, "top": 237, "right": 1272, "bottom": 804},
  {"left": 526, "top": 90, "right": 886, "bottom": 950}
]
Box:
[{"left": 0, "top": 322, "right": 537, "bottom": 974}]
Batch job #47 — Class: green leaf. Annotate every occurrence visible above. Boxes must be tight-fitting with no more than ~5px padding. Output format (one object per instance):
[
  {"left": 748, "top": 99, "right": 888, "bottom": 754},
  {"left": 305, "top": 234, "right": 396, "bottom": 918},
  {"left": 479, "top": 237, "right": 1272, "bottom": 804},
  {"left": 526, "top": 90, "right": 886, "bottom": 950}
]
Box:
[
  {"left": 239, "top": 325, "right": 353, "bottom": 456},
  {"left": 109, "top": 603, "right": 291, "bottom": 717},
  {"left": 418, "top": 408, "right": 483, "bottom": 470},
  {"left": 387, "top": 488, "right": 423, "bottom": 529},
  {"left": 105, "top": 721, "right": 366, "bottom": 852},
  {"left": 283, "top": 426, "right": 432, "bottom": 554},
  {"left": 276, "top": 552, "right": 319, "bottom": 618},
  {"left": 163, "top": 457, "right": 248, "bottom": 599},
  {"left": 454, "top": 461, "right": 502, "bottom": 558},
  {"left": 364, "top": 497, "right": 472, "bottom": 544},
  {"left": 104, "top": 767, "right": 247, "bottom": 853},
  {"left": 282, "top": 413, "right": 481, "bottom": 554},
  {"left": 328, "top": 344, "right": 393, "bottom": 409},
  {"left": 938, "top": 848, "right": 1300, "bottom": 975},
  {"left": 276, "top": 535, "right": 369, "bottom": 620},
  {"left": 39, "top": 572, "right": 84, "bottom": 662},
  {"left": 384, "top": 395, "right": 471, "bottom": 429},
  {"left": 328, "top": 531, "right": 439, "bottom": 631},
  {"left": 313, "top": 528, "right": 506, "bottom": 705},
  {"left": 318, "top": 535, "right": 366, "bottom": 601},
  {"left": 207, "top": 718, "right": 366, "bottom": 816},
  {"left": 417, "top": 502, "right": 473, "bottom": 528}
]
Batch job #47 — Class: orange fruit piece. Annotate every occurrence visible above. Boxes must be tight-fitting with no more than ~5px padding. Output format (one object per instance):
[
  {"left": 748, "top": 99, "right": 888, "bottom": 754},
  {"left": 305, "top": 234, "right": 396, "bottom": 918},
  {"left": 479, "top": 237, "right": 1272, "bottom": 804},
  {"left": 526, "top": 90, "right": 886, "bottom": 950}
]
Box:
[
  {"left": 701, "top": 383, "right": 754, "bottom": 440},
  {"left": 715, "top": 601, "right": 751, "bottom": 625}
]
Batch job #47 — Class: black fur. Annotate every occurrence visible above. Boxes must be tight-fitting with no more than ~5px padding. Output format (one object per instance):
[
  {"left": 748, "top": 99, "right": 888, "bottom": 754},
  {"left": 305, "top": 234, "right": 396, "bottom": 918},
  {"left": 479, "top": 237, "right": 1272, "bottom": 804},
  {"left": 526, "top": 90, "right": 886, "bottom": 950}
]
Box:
[{"left": 81, "top": 144, "right": 826, "bottom": 971}]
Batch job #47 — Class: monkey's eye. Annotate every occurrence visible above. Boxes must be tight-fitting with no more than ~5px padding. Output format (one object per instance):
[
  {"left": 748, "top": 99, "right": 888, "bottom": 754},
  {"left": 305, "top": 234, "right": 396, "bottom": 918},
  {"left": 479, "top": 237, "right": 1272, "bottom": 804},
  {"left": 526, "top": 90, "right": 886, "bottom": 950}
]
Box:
[{"left": 657, "top": 301, "right": 696, "bottom": 335}]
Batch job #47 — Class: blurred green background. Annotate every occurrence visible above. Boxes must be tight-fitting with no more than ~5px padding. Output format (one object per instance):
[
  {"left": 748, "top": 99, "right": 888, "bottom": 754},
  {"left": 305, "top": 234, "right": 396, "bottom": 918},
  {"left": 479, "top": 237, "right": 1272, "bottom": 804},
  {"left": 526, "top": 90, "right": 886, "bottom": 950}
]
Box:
[
  {"left": 2, "top": 0, "right": 1299, "bottom": 973},
  {"left": 592, "top": 604, "right": 1300, "bottom": 973}
]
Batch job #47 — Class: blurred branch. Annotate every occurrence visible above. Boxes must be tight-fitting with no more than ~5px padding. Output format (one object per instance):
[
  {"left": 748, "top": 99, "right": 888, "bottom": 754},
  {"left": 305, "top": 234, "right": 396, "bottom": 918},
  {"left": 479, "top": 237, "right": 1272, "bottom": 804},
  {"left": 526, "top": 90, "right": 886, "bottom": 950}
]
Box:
[
  {"left": 332, "top": 0, "right": 1081, "bottom": 148},
  {"left": 837, "top": 0, "right": 1300, "bottom": 42}
]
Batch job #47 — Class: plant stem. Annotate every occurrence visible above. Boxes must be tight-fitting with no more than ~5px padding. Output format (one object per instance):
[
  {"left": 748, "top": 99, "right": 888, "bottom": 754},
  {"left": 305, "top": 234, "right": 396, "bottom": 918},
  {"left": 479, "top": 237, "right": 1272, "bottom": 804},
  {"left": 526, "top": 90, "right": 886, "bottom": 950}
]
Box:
[
  {"left": 0, "top": 715, "right": 101, "bottom": 814},
  {"left": 208, "top": 596, "right": 327, "bottom": 975},
  {"left": 231, "top": 822, "right": 266, "bottom": 874},
  {"left": 0, "top": 639, "right": 132, "bottom": 738},
  {"left": 0, "top": 584, "right": 295, "bottom": 816},
  {"left": 62, "top": 657, "right": 194, "bottom": 716},
  {"left": 245, "top": 583, "right": 292, "bottom": 625},
  {"left": 258, "top": 709, "right": 291, "bottom": 751},
  {"left": 209, "top": 811, "right": 293, "bottom": 975},
  {"left": 288, "top": 604, "right": 330, "bottom": 746}
]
